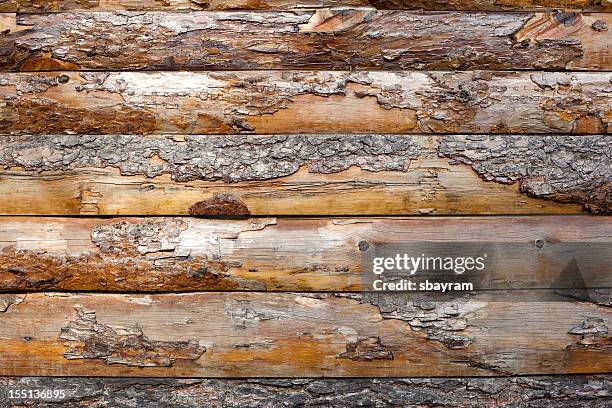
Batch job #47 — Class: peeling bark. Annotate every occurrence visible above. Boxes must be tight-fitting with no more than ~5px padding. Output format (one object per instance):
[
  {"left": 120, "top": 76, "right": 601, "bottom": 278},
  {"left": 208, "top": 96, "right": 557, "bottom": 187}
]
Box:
[
  {"left": 0, "top": 292, "right": 610, "bottom": 376},
  {"left": 0, "top": 294, "right": 25, "bottom": 312},
  {"left": 568, "top": 317, "right": 612, "bottom": 350},
  {"left": 60, "top": 306, "right": 206, "bottom": 367},
  {"left": 0, "top": 217, "right": 277, "bottom": 291},
  {"left": 438, "top": 135, "right": 612, "bottom": 213},
  {"left": 0, "top": 71, "right": 609, "bottom": 135},
  {"left": 1, "top": 11, "right": 609, "bottom": 71},
  {"left": 0, "top": 134, "right": 608, "bottom": 213},
  {"left": 0, "top": 134, "right": 419, "bottom": 182},
  {"left": 338, "top": 336, "right": 394, "bottom": 360},
  {"left": 350, "top": 292, "right": 474, "bottom": 349},
  {"left": 0, "top": 216, "right": 609, "bottom": 292},
  {"left": 1, "top": 0, "right": 610, "bottom": 12}
]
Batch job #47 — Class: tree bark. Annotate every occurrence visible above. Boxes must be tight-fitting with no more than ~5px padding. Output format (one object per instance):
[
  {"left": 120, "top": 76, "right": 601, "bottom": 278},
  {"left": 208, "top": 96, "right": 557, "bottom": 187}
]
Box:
[
  {"left": 0, "top": 291, "right": 610, "bottom": 376},
  {"left": 0, "top": 134, "right": 609, "bottom": 215},
  {"left": 1, "top": 376, "right": 611, "bottom": 407},
  {"left": 1, "top": 11, "right": 609, "bottom": 71},
  {"left": 1, "top": 216, "right": 610, "bottom": 291},
  {"left": 1, "top": 71, "right": 610, "bottom": 135},
  {"left": 1, "top": 0, "right": 610, "bottom": 12}
]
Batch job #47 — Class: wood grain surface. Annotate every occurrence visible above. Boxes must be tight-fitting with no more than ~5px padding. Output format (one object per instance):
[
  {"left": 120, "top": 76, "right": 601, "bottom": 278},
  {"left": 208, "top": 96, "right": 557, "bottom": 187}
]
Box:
[
  {"left": 1, "top": 11, "right": 610, "bottom": 71},
  {"left": 1, "top": 0, "right": 610, "bottom": 12},
  {"left": 0, "top": 0, "right": 609, "bottom": 393},
  {"left": 1, "top": 216, "right": 609, "bottom": 291},
  {"left": 1, "top": 135, "right": 609, "bottom": 215},
  {"left": 0, "top": 291, "right": 610, "bottom": 376},
  {"left": 1, "top": 71, "right": 610, "bottom": 135}
]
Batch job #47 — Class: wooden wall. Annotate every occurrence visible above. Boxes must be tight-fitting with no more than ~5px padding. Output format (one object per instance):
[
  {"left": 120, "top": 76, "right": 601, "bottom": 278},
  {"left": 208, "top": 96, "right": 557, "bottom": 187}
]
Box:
[{"left": 0, "top": 0, "right": 611, "bottom": 405}]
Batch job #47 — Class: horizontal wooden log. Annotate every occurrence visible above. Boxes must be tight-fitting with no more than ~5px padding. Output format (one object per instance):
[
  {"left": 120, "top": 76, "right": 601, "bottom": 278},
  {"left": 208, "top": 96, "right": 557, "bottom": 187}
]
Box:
[
  {"left": 1, "top": 11, "right": 610, "bottom": 71},
  {"left": 0, "top": 291, "right": 610, "bottom": 376},
  {"left": 1, "top": 0, "right": 610, "bottom": 12},
  {"left": 1, "top": 216, "right": 610, "bottom": 291},
  {"left": 1, "top": 376, "right": 611, "bottom": 407},
  {"left": 1, "top": 71, "right": 610, "bottom": 135},
  {"left": 0, "top": 134, "right": 609, "bottom": 215}
]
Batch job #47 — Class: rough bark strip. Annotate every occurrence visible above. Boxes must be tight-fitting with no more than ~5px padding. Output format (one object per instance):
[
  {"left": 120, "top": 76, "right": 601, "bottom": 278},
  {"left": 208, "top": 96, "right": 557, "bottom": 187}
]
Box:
[
  {"left": 0, "top": 134, "right": 421, "bottom": 182},
  {"left": 0, "top": 71, "right": 610, "bottom": 135},
  {"left": 0, "top": 291, "right": 610, "bottom": 376},
  {"left": 1, "top": 11, "right": 609, "bottom": 71},
  {"left": 438, "top": 135, "right": 611, "bottom": 213},
  {"left": 1, "top": 0, "right": 611, "bottom": 12},
  {"left": 0, "top": 216, "right": 610, "bottom": 291},
  {"left": 1, "top": 376, "right": 611, "bottom": 407},
  {"left": 0, "top": 134, "right": 608, "bottom": 213}
]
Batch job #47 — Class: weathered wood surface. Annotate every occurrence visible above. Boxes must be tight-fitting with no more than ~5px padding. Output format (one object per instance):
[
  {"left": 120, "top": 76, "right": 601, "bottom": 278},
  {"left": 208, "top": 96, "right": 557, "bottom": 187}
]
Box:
[
  {"left": 1, "top": 71, "right": 610, "bottom": 135},
  {"left": 1, "top": 11, "right": 610, "bottom": 71},
  {"left": 0, "top": 135, "right": 609, "bottom": 215},
  {"left": 1, "top": 376, "right": 611, "bottom": 407},
  {"left": 0, "top": 291, "right": 610, "bottom": 376},
  {"left": 1, "top": 216, "right": 610, "bottom": 291},
  {"left": 1, "top": 0, "right": 611, "bottom": 12}
]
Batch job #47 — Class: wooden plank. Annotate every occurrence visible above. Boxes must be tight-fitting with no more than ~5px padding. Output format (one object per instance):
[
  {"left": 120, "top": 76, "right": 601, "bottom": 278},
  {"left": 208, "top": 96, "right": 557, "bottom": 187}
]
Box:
[
  {"left": 0, "top": 216, "right": 610, "bottom": 291},
  {"left": 0, "top": 135, "right": 608, "bottom": 215},
  {"left": 1, "top": 376, "right": 611, "bottom": 407},
  {"left": 1, "top": 0, "right": 610, "bottom": 12},
  {"left": 0, "top": 291, "right": 610, "bottom": 376},
  {"left": 1, "top": 71, "right": 610, "bottom": 135},
  {"left": 1, "top": 11, "right": 610, "bottom": 71}
]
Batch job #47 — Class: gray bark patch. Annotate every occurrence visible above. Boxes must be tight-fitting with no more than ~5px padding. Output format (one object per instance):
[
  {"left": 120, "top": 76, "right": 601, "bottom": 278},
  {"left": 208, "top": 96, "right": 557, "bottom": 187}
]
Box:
[
  {"left": 0, "top": 134, "right": 419, "bottom": 182},
  {"left": 438, "top": 135, "right": 611, "bottom": 213}
]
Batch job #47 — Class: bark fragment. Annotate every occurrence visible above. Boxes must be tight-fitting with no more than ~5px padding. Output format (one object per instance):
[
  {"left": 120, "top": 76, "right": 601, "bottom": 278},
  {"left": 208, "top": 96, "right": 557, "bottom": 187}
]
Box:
[
  {"left": 568, "top": 317, "right": 612, "bottom": 350},
  {"left": 349, "top": 293, "right": 474, "bottom": 349},
  {"left": 189, "top": 193, "right": 251, "bottom": 216},
  {"left": 0, "top": 294, "right": 25, "bottom": 312},
  {"left": 60, "top": 306, "right": 206, "bottom": 367},
  {"left": 438, "top": 135, "right": 611, "bottom": 213},
  {"left": 592, "top": 20, "right": 608, "bottom": 31},
  {"left": 338, "top": 336, "right": 394, "bottom": 361}
]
